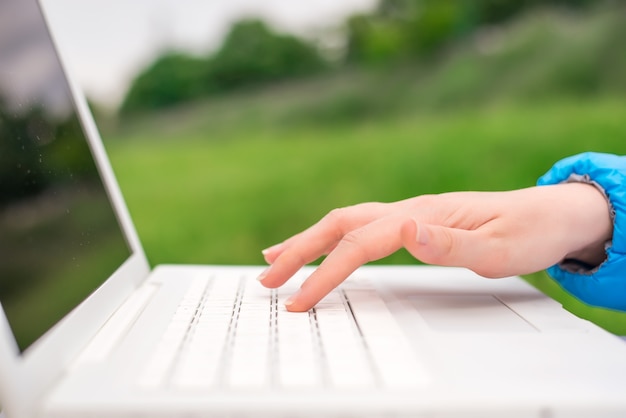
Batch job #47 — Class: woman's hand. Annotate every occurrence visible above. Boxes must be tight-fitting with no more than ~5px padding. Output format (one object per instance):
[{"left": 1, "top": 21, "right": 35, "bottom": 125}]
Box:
[{"left": 258, "top": 183, "right": 612, "bottom": 312}]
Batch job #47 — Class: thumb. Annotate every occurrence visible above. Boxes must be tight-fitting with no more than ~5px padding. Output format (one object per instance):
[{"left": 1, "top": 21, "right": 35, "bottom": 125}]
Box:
[{"left": 401, "top": 218, "right": 490, "bottom": 273}]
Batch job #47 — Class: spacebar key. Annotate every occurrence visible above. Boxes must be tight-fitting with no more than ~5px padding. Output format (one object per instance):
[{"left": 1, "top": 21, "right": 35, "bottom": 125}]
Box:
[{"left": 344, "top": 289, "right": 430, "bottom": 390}]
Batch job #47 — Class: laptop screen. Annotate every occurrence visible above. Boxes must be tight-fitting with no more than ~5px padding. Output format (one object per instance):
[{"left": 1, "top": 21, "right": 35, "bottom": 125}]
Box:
[{"left": 0, "top": 0, "right": 132, "bottom": 352}]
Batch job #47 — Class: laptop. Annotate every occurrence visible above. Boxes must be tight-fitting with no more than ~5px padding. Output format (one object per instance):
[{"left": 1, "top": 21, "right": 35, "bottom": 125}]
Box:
[{"left": 2, "top": 0, "right": 626, "bottom": 417}]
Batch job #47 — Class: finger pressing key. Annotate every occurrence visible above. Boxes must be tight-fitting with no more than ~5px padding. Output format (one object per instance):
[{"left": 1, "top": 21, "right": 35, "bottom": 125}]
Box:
[
  {"left": 283, "top": 214, "right": 406, "bottom": 312},
  {"left": 258, "top": 203, "right": 394, "bottom": 289}
]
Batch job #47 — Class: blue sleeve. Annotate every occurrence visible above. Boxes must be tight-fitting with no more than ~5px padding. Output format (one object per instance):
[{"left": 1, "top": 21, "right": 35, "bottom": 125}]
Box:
[{"left": 537, "top": 152, "right": 626, "bottom": 311}]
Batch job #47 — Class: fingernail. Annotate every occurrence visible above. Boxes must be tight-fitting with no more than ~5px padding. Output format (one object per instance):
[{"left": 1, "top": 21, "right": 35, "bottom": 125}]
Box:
[
  {"left": 284, "top": 289, "right": 301, "bottom": 307},
  {"left": 416, "top": 222, "right": 429, "bottom": 245},
  {"left": 262, "top": 242, "right": 283, "bottom": 256},
  {"left": 257, "top": 265, "right": 271, "bottom": 282}
]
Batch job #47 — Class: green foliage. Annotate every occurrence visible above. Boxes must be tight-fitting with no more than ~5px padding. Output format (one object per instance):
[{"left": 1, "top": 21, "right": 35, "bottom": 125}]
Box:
[
  {"left": 346, "top": 1, "right": 470, "bottom": 64},
  {"left": 345, "top": 15, "right": 410, "bottom": 64},
  {"left": 120, "top": 1, "right": 624, "bottom": 115},
  {"left": 121, "top": 53, "right": 209, "bottom": 114},
  {"left": 407, "top": 0, "right": 471, "bottom": 54},
  {"left": 345, "top": 0, "right": 605, "bottom": 65},
  {"left": 298, "top": 7, "right": 626, "bottom": 126},
  {"left": 209, "top": 20, "right": 326, "bottom": 90},
  {"left": 120, "top": 20, "right": 326, "bottom": 115},
  {"left": 475, "top": 0, "right": 598, "bottom": 24}
]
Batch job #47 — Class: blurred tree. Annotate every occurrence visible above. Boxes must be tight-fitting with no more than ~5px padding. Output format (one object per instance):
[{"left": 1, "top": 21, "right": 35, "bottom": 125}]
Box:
[
  {"left": 209, "top": 20, "right": 326, "bottom": 90},
  {"left": 406, "top": 0, "right": 472, "bottom": 55},
  {"left": 345, "top": 14, "right": 410, "bottom": 64},
  {"left": 378, "top": 0, "right": 414, "bottom": 17},
  {"left": 121, "top": 53, "right": 209, "bottom": 114},
  {"left": 345, "top": 0, "right": 601, "bottom": 65},
  {"left": 472, "top": 0, "right": 595, "bottom": 25},
  {"left": 121, "top": 20, "right": 326, "bottom": 114},
  {"left": 120, "top": 0, "right": 619, "bottom": 114},
  {"left": 346, "top": 0, "right": 474, "bottom": 64}
]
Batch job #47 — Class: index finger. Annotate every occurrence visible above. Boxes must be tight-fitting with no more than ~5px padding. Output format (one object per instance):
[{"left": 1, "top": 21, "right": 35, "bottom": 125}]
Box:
[
  {"left": 258, "top": 202, "right": 392, "bottom": 288},
  {"left": 283, "top": 214, "right": 406, "bottom": 312}
]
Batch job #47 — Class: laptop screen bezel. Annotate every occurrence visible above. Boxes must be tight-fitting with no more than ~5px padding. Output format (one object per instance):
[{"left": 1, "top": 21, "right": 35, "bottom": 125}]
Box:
[{"left": 0, "top": 2, "right": 152, "bottom": 416}]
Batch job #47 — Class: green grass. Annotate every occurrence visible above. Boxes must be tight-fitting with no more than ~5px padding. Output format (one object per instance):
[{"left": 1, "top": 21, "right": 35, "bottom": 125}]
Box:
[
  {"left": 104, "top": 96, "right": 626, "bottom": 335},
  {"left": 107, "top": 95, "right": 626, "bottom": 263},
  {"left": 101, "top": 5, "right": 626, "bottom": 334}
]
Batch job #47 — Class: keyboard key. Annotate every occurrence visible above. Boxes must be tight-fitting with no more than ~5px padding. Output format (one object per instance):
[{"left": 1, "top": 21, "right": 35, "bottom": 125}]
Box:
[
  {"left": 277, "top": 307, "right": 321, "bottom": 388},
  {"left": 226, "top": 282, "right": 272, "bottom": 389},
  {"left": 344, "top": 289, "right": 430, "bottom": 390},
  {"left": 316, "top": 307, "right": 376, "bottom": 389},
  {"left": 138, "top": 272, "right": 427, "bottom": 393}
]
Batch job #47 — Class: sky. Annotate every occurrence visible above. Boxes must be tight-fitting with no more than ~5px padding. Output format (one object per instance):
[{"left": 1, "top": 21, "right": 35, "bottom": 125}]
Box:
[{"left": 40, "top": 0, "right": 377, "bottom": 108}]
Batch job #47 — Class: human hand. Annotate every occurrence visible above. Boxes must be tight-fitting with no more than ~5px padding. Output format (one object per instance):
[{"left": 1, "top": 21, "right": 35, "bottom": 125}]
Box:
[{"left": 258, "top": 183, "right": 612, "bottom": 312}]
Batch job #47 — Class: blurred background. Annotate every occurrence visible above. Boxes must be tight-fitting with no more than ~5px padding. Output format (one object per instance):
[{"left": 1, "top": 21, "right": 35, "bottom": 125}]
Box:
[{"left": 42, "top": 0, "right": 626, "bottom": 333}]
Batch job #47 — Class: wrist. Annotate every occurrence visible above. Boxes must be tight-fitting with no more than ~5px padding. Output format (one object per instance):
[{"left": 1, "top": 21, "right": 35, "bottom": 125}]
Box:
[
  {"left": 562, "top": 182, "right": 612, "bottom": 269},
  {"left": 536, "top": 152, "right": 626, "bottom": 310}
]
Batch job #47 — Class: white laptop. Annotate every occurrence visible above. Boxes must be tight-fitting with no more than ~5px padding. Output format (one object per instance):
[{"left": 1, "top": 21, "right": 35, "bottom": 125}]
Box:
[{"left": 2, "top": 1, "right": 626, "bottom": 417}]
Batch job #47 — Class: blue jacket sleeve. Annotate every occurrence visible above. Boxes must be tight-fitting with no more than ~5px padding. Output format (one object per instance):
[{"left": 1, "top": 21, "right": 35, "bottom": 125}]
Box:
[{"left": 537, "top": 152, "right": 626, "bottom": 311}]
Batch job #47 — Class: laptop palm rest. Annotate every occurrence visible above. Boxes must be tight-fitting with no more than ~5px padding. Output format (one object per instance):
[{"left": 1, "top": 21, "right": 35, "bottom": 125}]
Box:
[{"left": 409, "top": 294, "right": 537, "bottom": 333}]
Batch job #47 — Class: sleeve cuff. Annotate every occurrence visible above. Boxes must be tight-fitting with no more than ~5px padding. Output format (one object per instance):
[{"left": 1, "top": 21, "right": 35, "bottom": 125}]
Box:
[{"left": 537, "top": 152, "right": 626, "bottom": 311}]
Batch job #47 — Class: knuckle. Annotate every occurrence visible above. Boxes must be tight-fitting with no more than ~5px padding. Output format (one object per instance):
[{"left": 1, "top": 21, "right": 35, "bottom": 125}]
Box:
[
  {"left": 414, "top": 194, "right": 438, "bottom": 206},
  {"left": 359, "top": 201, "right": 387, "bottom": 211},
  {"left": 410, "top": 194, "right": 439, "bottom": 211},
  {"left": 286, "top": 250, "right": 308, "bottom": 268},
  {"left": 324, "top": 207, "right": 349, "bottom": 227},
  {"left": 326, "top": 207, "right": 346, "bottom": 221},
  {"left": 340, "top": 230, "right": 371, "bottom": 262},
  {"left": 319, "top": 207, "right": 351, "bottom": 240}
]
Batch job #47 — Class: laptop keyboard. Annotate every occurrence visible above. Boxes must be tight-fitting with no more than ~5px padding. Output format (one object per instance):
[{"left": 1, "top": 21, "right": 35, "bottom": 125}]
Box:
[{"left": 137, "top": 273, "right": 427, "bottom": 391}]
